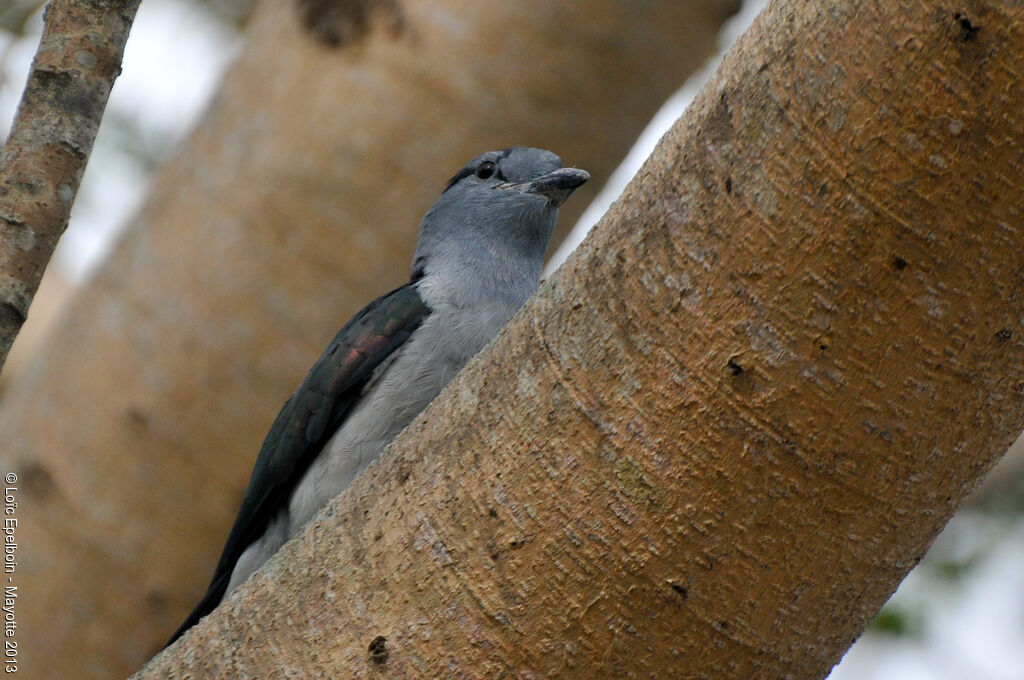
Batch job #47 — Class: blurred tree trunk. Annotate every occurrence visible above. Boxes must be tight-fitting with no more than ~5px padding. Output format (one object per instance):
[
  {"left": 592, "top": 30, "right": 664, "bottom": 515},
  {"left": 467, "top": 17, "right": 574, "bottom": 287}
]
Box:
[
  {"left": 0, "top": 0, "right": 739, "bottom": 677},
  {"left": 136, "top": 0, "right": 1024, "bottom": 677}
]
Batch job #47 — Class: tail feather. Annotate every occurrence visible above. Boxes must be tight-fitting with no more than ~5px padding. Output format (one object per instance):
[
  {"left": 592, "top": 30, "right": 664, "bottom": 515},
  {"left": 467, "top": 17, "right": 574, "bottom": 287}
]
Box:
[{"left": 165, "top": 570, "right": 231, "bottom": 648}]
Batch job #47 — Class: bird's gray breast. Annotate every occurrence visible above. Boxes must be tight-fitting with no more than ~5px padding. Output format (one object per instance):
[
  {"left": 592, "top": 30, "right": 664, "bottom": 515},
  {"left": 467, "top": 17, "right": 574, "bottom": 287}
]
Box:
[{"left": 285, "top": 303, "right": 508, "bottom": 536}]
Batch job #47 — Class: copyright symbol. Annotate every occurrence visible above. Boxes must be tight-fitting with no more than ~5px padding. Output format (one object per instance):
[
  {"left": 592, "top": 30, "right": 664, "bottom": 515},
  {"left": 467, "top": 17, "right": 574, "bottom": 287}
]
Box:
[{"left": 4, "top": 474, "right": 15, "bottom": 484}]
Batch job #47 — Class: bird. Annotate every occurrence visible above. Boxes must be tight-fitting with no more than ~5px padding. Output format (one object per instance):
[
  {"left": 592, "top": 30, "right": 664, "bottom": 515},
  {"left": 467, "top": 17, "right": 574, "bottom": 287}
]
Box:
[{"left": 167, "top": 147, "right": 589, "bottom": 645}]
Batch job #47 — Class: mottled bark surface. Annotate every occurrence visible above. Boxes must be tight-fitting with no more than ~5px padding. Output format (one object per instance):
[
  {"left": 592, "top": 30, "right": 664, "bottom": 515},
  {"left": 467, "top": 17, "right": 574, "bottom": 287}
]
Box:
[
  {"left": 0, "top": 0, "right": 139, "bottom": 370},
  {"left": 0, "top": 0, "right": 738, "bottom": 676},
  {"left": 138, "top": 0, "right": 1024, "bottom": 677}
]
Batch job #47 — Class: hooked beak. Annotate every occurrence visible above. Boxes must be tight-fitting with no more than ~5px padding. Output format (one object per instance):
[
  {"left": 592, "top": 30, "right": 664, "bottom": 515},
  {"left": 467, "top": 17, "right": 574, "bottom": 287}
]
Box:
[{"left": 495, "top": 167, "right": 590, "bottom": 207}]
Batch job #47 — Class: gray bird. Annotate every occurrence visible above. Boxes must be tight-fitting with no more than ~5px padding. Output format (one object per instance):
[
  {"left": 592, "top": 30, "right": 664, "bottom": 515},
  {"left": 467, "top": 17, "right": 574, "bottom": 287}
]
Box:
[{"left": 167, "top": 147, "right": 588, "bottom": 644}]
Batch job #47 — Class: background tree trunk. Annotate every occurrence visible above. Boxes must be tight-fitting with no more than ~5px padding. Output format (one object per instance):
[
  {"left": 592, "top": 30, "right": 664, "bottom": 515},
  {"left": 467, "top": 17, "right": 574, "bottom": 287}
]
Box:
[
  {"left": 137, "top": 0, "right": 1024, "bottom": 676},
  {"left": 0, "top": 0, "right": 739, "bottom": 676}
]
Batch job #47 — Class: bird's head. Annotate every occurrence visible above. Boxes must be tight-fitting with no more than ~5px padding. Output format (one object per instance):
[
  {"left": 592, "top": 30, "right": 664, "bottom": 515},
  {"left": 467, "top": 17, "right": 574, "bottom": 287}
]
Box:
[{"left": 411, "top": 147, "right": 589, "bottom": 284}]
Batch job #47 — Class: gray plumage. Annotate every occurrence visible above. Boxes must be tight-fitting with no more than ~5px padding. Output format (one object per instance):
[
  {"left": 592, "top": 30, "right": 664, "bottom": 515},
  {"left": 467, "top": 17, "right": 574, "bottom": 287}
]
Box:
[{"left": 168, "top": 147, "right": 588, "bottom": 644}]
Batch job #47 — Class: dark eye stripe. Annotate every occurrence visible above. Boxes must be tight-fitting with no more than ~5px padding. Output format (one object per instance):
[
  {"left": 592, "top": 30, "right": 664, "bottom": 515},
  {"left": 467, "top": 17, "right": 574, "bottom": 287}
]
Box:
[
  {"left": 442, "top": 166, "right": 475, "bottom": 193},
  {"left": 443, "top": 154, "right": 509, "bottom": 193}
]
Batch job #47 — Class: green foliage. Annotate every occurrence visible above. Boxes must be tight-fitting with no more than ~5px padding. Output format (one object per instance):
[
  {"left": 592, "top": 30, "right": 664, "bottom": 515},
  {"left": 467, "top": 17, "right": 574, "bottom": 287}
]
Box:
[{"left": 869, "top": 606, "right": 923, "bottom": 639}]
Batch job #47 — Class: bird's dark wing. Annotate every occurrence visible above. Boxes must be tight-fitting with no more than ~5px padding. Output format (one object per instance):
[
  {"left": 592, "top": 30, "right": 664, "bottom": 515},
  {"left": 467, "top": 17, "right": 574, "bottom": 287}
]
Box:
[{"left": 168, "top": 283, "right": 430, "bottom": 645}]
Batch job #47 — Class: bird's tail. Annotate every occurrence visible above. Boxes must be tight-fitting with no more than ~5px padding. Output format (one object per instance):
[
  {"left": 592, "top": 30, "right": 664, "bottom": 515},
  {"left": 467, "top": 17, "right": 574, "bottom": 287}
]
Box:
[{"left": 164, "top": 570, "right": 231, "bottom": 649}]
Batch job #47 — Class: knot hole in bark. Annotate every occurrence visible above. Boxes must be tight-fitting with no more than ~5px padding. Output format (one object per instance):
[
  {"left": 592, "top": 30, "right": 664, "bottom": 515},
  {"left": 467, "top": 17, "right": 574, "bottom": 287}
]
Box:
[
  {"left": 296, "top": 0, "right": 406, "bottom": 47},
  {"left": 368, "top": 635, "right": 388, "bottom": 664},
  {"left": 16, "top": 460, "right": 55, "bottom": 500},
  {"left": 954, "top": 12, "right": 979, "bottom": 41}
]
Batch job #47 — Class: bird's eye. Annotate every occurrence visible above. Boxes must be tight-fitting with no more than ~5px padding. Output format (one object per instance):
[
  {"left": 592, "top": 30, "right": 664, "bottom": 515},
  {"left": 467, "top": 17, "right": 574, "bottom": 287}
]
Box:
[{"left": 475, "top": 161, "right": 496, "bottom": 179}]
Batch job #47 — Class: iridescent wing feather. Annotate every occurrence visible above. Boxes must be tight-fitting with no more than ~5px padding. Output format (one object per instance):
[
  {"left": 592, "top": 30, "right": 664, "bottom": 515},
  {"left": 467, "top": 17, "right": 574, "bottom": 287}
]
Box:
[{"left": 168, "top": 283, "right": 430, "bottom": 644}]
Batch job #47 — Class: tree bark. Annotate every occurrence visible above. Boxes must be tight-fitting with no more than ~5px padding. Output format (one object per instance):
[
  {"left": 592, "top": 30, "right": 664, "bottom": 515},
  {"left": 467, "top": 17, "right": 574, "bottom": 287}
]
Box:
[
  {"left": 136, "top": 0, "right": 1024, "bottom": 677},
  {"left": 0, "top": 0, "right": 739, "bottom": 676},
  {"left": 0, "top": 0, "right": 139, "bottom": 371}
]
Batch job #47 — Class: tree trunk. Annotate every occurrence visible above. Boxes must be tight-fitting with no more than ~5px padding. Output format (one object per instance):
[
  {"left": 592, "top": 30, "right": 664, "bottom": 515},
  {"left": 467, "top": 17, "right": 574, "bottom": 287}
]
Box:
[
  {"left": 136, "top": 0, "right": 1024, "bottom": 677},
  {"left": 0, "top": 0, "right": 738, "bottom": 676}
]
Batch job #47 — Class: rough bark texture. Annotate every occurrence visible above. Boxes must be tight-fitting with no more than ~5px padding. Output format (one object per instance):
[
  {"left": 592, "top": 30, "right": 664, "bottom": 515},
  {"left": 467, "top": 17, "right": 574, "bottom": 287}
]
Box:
[
  {"left": 137, "top": 0, "right": 1024, "bottom": 677},
  {"left": 0, "top": 1, "right": 739, "bottom": 677},
  {"left": 0, "top": 0, "right": 139, "bottom": 371}
]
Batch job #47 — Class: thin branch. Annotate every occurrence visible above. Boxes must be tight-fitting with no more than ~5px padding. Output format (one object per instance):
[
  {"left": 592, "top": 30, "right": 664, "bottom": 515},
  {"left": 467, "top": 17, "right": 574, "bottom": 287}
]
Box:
[{"left": 0, "top": 0, "right": 140, "bottom": 372}]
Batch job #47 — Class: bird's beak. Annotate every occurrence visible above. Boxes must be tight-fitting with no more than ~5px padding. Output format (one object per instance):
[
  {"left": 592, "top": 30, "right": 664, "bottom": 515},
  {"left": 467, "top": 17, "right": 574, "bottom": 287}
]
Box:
[
  {"left": 494, "top": 167, "right": 590, "bottom": 207},
  {"left": 524, "top": 167, "right": 590, "bottom": 207}
]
